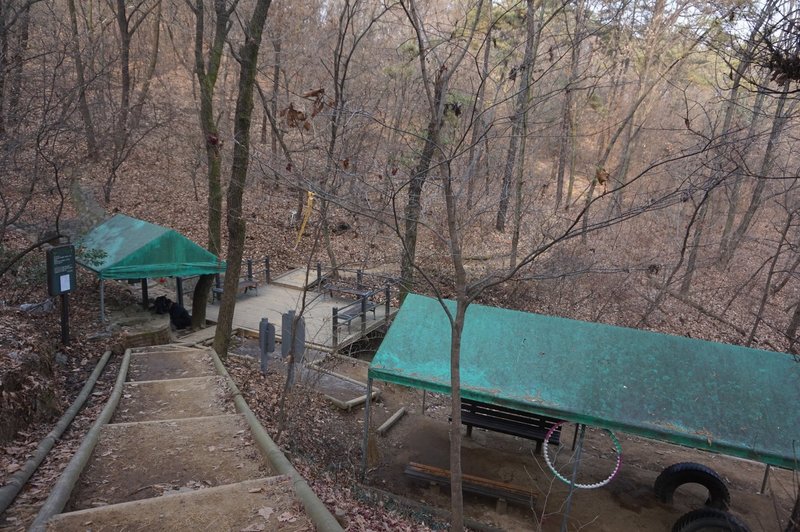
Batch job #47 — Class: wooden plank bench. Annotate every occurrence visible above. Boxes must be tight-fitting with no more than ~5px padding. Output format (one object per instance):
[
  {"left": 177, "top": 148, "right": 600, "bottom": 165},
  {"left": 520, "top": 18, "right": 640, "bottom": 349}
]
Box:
[
  {"left": 459, "top": 398, "right": 562, "bottom": 454},
  {"left": 404, "top": 462, "right": 536, "bottom": 510},
  {"left": 211, "top": 279, "right": 258, "bottom": 303}
]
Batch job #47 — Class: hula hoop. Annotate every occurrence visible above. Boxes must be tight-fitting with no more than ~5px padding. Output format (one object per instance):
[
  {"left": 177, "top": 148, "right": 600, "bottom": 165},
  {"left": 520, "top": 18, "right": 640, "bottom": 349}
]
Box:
[{"left": 542, "top": 421, "right": 622, "bottom": 489}]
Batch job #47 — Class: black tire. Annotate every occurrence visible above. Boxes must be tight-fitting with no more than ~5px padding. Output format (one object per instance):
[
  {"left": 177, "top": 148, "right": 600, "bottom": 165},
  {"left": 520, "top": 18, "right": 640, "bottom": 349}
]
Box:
[
  {"left": 654, "top": 462, "right": 731, "bottom": 510},
  {"left": 672, "top": 508, "right": 750, "bottom": 532}
]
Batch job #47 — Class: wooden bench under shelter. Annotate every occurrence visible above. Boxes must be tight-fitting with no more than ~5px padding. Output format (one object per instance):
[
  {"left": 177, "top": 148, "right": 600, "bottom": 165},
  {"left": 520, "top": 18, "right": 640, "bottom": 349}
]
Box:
[
  {"left": 404, "top": 462, "right": 536, "bottom": 510},
  {"left": 459, "top": 398, "right": 563, "bottom": 454}
]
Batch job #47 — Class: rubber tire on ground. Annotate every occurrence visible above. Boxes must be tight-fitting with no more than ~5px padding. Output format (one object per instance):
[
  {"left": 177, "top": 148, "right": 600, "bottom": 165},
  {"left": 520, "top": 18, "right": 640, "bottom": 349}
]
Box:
[
  {"left": 654, "top": 462, "right": 731, "bottom": 510},
  {"left": 672, "top": 508, "right": 750, "bottom": 532}
]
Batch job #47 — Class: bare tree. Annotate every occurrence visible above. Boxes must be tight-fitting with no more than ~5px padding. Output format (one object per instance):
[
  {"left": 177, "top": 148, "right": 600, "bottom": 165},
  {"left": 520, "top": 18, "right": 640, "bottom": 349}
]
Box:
[
  {"left": 189, "top": 0, "right": 238, "bottom": 329},
  {"left": 213, "top": 0, "right": 272, "bottom": 357}
]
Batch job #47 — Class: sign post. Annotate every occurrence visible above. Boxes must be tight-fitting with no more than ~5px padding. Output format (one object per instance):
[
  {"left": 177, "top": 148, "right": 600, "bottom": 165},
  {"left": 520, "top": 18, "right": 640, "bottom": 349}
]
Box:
[{"left": 46, "top": 245, "right": 76, "bottom": 346}]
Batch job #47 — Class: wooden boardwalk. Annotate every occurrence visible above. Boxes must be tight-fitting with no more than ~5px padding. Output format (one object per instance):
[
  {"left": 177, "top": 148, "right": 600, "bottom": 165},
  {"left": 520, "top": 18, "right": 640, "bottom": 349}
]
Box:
[{"left": 199, "top": 267, "right": 397, "bottom": 351}]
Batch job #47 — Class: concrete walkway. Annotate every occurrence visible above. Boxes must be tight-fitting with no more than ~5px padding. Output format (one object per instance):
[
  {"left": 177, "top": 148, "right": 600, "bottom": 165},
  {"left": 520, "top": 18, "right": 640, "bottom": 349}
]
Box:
[{"left": 200, "top": 267, "right": 397, "bottom": 351}]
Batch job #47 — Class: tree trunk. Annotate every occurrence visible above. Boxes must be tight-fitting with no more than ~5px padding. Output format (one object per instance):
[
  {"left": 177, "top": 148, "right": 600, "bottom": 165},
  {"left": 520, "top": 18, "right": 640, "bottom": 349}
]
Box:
[
  {"left": 115, "top": 0, "right": 131, "bottom": 154},
  {"left": 213, "top": 0, "right": 272, "bottom": 358},
  {"left": 720, "top": 83, "right": 792, "bottom": 266},
  {"left": 399, "top": 0, "right": 482, "bottom": 297},
  {"left": 496, "top": 0, "right": 537, "bottom": 232},
  {"left": 679, "top": 200, "right": 707, "bottom": 295},
  {"left": 746, "top": 211, "right": 792, "bottom": 346},
  {"left": 0, "top": 0, "right": 8, "bottom": 136},
  {"left": 271, "top": 32, "right": 280, "bottom": 154},
  {"left": 129, "top": 0, "right": 161, "bottom": 133},
  {"left": 190, "top": 0, "right": 231, "bottom": 329},
  {"left": 68, "top": 0, "right": 98, "bottom": 159},
  {"left": 465, "top": 7, "right": 491, "bottom": 210},
  {"left": 7, "top": 2, "right": 28, "bottom": 124},
  {"left": 443, "top": 156, "right": 468, "bottom": 532},
  {"left": 400, "top": 73, "right": 444, "bottom": 296},
  {"left": 718, "top": 88, "right": 766, "bottom": 257},
  {"left": 555, "top": 0, "right": 584, "bottom": 209},
  {"left": 510, "top": 101, "right": 528, "bottom": 270}
]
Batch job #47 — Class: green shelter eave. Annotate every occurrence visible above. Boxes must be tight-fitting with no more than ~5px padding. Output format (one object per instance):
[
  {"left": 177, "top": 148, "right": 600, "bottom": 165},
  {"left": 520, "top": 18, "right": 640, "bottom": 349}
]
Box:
[
  {"left": 369, "top": 294, "right": 800, "bottom": 470},
  {"left": 76, "top": 214, "right": 226, "bottom": 280}
]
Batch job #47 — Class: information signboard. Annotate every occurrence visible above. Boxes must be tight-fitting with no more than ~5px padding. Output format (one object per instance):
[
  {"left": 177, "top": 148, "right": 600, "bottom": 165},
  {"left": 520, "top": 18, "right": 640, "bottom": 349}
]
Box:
[{"left": 46, "top": 245, "right": 76, "bottom": 296}]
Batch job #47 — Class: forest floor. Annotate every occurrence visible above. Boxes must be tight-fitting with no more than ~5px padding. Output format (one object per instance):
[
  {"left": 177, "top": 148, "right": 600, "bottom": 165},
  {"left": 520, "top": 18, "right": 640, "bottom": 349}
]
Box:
[{"left": 1, "top": 75, "right": 799, "bottom": 529}]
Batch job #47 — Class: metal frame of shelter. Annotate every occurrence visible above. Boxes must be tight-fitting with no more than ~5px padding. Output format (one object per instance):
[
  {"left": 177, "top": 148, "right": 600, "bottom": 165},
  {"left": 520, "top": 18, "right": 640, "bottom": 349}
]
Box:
[
  {"left": 362, "top": 294, "right": 800, "bottom": 482},
  {"left": 76, "top": 214, "right": 226, "bottom": 319}
]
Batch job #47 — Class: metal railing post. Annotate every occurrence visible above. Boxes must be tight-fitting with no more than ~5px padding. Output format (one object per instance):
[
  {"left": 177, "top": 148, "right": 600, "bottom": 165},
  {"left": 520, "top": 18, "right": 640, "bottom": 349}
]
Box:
[
  {"left": 332, "top": 307, "right": 339, "bottom": 348},
  {"left": 361, "top": 295, "right": 367, "bottom": 335},
  {"left": 264, "top": 256, "right": 270, "bottom": 284},
  {"left": 356, "top": 269, "right": 363, "bottom": 290},
  {"left": 247, "top": 259, "right": 253, "bottom": 281},
  {"left": 384, "top": 285, "right": 390, "bottom": 319}
]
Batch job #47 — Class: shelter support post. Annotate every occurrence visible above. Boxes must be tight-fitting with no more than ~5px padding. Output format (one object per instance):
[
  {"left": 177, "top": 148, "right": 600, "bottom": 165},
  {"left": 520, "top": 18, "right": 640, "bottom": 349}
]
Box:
[
  {"left": 360, "top": 377, "right": 373, "bottom": 482},
  {"left": 140, "top": 278, "right": 148, "bottom": 309},
  {"left": 760, "top": 464, "right": 771, "bottom": 495},
  {"left": 572, "top": 423, "right": 582, "bottom": 450},
  {"left": 99, "top": 280, "right": 105, "bottom": 323},
  {"left": 176, "top": 277, "right": 184, "bottom": 307},
  {"left": 561, "top": 424, "right": 586, "bottom": 532}
]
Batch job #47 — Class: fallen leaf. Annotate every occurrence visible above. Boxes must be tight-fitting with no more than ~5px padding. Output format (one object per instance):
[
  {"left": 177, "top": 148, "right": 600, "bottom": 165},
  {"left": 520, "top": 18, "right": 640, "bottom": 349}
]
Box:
[
  {"left": 277, "top": 511, "right": 297, "bottom": 523},
  {"left": 258, "top": 506, "right": 274, "bottom": 520}
]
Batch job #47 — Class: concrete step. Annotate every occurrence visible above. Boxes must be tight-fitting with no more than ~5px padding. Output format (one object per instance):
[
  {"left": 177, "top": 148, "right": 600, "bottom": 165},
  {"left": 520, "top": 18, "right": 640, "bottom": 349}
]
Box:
[
  {"left": 112, "top": 376, "right": 234, "bottom": 423},
  {"left": 65, "top": 414, "right": 271, "bottom": 511},
  {"left": 127, "top": 347, "right": 216, "bottom": 381},
  {"left": 48, "top": 476, "right": 313, "bottom": 531}
]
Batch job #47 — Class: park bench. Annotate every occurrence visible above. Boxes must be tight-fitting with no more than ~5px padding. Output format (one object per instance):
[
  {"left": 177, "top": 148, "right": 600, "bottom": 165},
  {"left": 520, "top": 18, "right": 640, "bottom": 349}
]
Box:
[
  {"left": 404, "top": 462, "right": 536, "bottom": 510},
  {"left": 458, "top": 398, "right": 562, "bottom": 454},
  {"left": 335, "top": 297, "right": 378, "bottom": 330},
  {"left": 323, "top": 282, "right": 370, "bottom": 299},
  {"left": 211, "top": 278, "right": 258, "bottom": 303}
]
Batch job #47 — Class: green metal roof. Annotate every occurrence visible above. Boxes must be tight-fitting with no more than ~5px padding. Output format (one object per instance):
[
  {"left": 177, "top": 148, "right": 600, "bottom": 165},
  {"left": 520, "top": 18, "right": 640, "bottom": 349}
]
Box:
[
  {"left": 76, "top": 214, "right": 225, "bottom": 280},
  {"left": 370, "top": 294, "right": 800, "bottom": 470}
]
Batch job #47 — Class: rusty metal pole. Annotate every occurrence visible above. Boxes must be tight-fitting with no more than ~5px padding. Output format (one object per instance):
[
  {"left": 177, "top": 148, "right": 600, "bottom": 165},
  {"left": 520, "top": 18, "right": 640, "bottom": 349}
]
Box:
[{"left": 360, "top": 377, "right": 373, "bottom": 482}]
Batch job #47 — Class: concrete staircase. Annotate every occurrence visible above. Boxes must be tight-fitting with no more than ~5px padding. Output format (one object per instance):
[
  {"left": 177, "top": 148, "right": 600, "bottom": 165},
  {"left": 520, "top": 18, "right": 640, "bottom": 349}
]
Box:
[{"left": 43, "top": 345, "right": 320, "bottom": 531}]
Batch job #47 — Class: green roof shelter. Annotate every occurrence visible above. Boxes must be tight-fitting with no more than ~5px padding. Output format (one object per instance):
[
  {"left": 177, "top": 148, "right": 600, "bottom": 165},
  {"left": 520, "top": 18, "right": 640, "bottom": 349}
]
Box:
[
  {"left": 364, "top": 294, "right": 799, "bottom": 480},
  {"left": 77, "top": 214, "right": 225, "bottom": 318}
]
